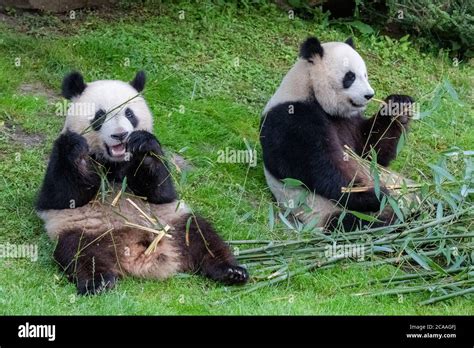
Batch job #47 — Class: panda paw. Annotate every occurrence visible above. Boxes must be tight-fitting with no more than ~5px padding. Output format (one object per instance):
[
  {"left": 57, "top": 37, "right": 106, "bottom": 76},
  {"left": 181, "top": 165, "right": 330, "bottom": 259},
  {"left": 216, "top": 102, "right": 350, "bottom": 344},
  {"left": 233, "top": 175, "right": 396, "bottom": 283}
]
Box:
[
  {"left": 215, "top": 265, "right": 249, "bottom": 285},
  {"left": 127, "top": 130, "right": 162, "bottom": 156},
  {"left": 56, "top": 130, "right": 89, "bottom": 161},
  {"left": 381, "top": 95, "right": 415, "bottom": 125},
  {"left": 76, "top": 272, "right": 118, "bottom": 295}
]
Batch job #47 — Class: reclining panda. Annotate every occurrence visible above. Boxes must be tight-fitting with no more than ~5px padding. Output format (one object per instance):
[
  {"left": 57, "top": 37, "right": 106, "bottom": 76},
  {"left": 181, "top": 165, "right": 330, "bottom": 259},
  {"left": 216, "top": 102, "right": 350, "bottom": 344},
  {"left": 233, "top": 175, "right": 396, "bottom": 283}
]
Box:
[
  {"left": 36, "top": 71, "right": 248, "bottom": 294},
  {"left": 260, "top": 36, "right": 416, "bottom": 231}
]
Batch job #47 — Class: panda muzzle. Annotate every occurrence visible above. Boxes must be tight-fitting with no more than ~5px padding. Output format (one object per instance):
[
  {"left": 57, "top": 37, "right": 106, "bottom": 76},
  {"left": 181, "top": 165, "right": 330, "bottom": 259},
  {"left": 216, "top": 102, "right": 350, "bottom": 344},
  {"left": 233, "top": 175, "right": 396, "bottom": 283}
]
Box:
[{"left": 108, "top": 143, "right": 127, "bottom": 157}]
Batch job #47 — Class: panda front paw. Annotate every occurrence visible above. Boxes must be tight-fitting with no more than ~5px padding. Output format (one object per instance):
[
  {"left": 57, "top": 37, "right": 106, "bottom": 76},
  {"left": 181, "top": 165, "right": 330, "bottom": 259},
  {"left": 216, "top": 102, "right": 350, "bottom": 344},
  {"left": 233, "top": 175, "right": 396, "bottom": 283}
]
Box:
[
  {"left": 213, "top": 264, "right": 249, "bottom": 285},
  {"left": 127, "top": 130, "right": 162, "bottom": 156},
  {"left": 76, "top": 272, "right": 118, "bottom": 295},
  {"left": 56, "top": 130, "right": 89, "bottom": 162},
  {"left": 380, "top": 95, "right": 415, "bottom": 125}
]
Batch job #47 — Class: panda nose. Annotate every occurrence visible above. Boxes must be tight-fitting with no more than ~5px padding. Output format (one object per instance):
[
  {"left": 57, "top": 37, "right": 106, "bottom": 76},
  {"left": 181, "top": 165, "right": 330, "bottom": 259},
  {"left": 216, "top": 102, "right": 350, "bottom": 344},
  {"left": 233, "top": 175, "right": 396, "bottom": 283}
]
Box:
[
  {"left": 364, "top": 93, "right": 374, "bottom": 100},
  {"left": 111, "top": 131, "right": 129, "bottom": 142}
]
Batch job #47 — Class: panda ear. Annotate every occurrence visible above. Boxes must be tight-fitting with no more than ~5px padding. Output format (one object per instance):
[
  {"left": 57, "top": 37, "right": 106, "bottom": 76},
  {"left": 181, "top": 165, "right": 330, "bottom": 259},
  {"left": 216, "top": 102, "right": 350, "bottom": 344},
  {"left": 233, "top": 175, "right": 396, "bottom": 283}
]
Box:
[
  {"left": 61, "top": 71, "right": 86, "bottom": 100},
  {"left": 130, "top": 71, "right": 146, "bottom": 92},
  {"left": 345, "top": 37, "right": 355, "bottom": 49},
  {"left": 299, "top": 37, "right": 324, "bottom": 61}
]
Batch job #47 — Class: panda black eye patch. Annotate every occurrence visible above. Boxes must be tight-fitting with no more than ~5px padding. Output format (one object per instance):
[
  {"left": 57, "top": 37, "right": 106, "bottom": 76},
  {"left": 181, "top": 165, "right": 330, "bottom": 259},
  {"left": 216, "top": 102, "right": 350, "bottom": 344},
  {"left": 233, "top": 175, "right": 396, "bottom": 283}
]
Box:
[
  {"left": 342, "top": 71, "right": 356, "bottom": 89},
  {"left": 91, "top": 109, "right": 106, "bottom": 131},
  {"left": 125, "top": 108, "right": 138, "bottom": 128}
]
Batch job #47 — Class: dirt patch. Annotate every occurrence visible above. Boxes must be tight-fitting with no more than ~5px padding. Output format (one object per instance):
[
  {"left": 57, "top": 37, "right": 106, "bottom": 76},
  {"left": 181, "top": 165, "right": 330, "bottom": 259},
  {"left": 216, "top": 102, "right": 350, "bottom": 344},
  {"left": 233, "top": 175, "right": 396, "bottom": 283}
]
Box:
[
  {"left": 0, "top": 12, "right": 20, "bottom": 26},
  {"left": 2, "top": 123, "right": 45, "bottom": 148},
  {"left": 19, "top": 82, "right": 60, "bottom": 103}
]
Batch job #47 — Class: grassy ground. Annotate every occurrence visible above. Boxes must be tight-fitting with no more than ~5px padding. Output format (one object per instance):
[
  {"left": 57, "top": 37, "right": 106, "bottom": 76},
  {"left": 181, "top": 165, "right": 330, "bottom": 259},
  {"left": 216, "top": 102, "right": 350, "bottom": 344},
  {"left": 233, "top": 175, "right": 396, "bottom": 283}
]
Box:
[{"left": 0, "top": 2, "right": 472, "bottom": 315}]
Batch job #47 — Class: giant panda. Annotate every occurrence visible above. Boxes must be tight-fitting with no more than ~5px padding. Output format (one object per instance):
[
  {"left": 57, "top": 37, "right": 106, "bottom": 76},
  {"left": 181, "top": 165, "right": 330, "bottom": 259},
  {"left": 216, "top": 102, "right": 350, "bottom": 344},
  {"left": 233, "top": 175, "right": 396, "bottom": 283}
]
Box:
[
  {"left": 36, "top": 71, "right": 248, "bottom": 295},
  {"left": 260, "top": 36, "right": 417, "bottom": 231}
]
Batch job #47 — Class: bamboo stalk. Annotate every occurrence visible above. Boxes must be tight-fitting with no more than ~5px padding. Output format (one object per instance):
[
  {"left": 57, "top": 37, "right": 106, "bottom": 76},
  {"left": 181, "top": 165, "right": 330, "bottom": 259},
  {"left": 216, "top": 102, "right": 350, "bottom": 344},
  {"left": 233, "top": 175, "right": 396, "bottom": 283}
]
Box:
[
  {"left": 228, "top": 240, "right": 277, "bottom": 244},
  {"left": 111, "top": 190, "right": 122, "bottom": 207},
  {"left": 419, "top": 286, "right": 474, "bottom": 305},
  {"left": 126, "top": 198, "right": 157, "bottom": 225},
  {"left": 354, "top": 279, "right": 474, "bottom": 297},
  {"left": 342, "top": 266, "right": 474, "bottom": 288},
  {"left": 145, "top": 231, "right": 167, "bottom": 255},
  {"left": 224, "top": 200, "right": 472, "bottom": 305},
  {"left": 371, "top": 97, "right": 387, "bottom": 105},
  {"left": 236, "top": 214, "right": 469, "bottom": 261},
  {"left": 341, "top": 183, "right": 424, "bottom": 193},
  {"left": 124, "top": 221, "right": 172, "bottom": 238}
]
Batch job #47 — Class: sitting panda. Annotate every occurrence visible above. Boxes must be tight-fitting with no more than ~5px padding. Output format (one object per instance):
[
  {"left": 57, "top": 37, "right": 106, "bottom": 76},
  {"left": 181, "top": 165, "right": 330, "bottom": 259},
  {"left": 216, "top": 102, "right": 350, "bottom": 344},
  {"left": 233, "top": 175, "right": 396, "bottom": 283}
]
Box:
[
  {"left": 260, "top": 36, "right": 416, "bottom": 231},
  {"left": 36, "top": 71, "right": 248, "bottom": 294}
]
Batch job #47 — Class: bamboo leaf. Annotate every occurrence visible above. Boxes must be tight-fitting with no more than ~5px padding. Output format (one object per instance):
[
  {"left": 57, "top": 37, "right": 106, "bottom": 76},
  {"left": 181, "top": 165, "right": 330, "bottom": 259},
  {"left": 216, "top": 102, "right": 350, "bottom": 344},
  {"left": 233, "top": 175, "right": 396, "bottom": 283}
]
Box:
[
  {"left": 121, "top": 176, "right": 128, "bottom": 193},
  {"left": 428, "top": 164, "right": 456, "bottom": 182},
  {"left": 373, "top": 245, "right": 394, "bottom": 253},
  {"left": 387, "top": 197, "right": 404, "bottom": 222},
  {"left": 396, "top": 131, "right": 406, "bottom": 155},
  {"left": 348, "top": 210, "right": 380, "bottom": 222},
  {"left": 448, "top": 255, "right": 465, "bottom": 271},
  {"left": 405, "top": 247, "right": 432, "bottom": 271},
  {"left": 239, "top": 211, "right": 252, "bottom": 222},
  {"left": 346, "top": 20, "right": 374, "bottom": 34},
  {"left": 268, "top": 204, "right": 275, "bottom": 231},
  {"left": 424, "top": 256, "right": 448, "bottom": 275},
  {"left": 281, "top": 178, "right": 304, "bottom": 188},
  {"left": 278, "top": 212, "right": 295, "bottom": 231},
  {"left": 436, "top": 202, "right": 443, "bottom": 221},
  {"left": 185, "top": 215, "right": 192, "bottom": 246},
  {"left": 302, "top": 217, "right": 319, "bottom": 232},
  {"left": 443, "top": 79, "right": 462, "bottom": 104},
  {"left": 370, "top": 149, "right": 380, "bottom": 199}
]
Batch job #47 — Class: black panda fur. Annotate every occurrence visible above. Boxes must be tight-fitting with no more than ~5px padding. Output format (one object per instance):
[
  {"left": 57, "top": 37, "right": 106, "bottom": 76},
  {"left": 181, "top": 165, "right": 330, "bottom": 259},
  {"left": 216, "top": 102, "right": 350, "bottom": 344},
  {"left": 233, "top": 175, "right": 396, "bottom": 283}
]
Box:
[
  {"left": 36, "top": 72, "right": 248, "bottom": 295},
  {"left": 260, "top": 37, "right": 415, "bottom": 231}
]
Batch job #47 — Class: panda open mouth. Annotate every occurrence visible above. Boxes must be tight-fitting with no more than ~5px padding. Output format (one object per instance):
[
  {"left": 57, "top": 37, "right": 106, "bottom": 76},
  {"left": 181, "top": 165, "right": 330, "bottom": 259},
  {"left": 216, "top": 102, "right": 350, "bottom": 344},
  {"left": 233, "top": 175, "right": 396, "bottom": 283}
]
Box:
[
  {"left": 349, "top": 99, "right": 364, "bottom": 108},
  {"left": 105, "top": 143, "right": 127, "bottom": 158}
]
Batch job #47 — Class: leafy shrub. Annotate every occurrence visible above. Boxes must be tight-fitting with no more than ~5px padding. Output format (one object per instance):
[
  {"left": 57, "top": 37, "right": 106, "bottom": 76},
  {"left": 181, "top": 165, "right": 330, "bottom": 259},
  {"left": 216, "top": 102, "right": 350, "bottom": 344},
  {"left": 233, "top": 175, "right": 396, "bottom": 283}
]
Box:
[{"left": 359, "top": 0, "right": 473, "bottom": 58}]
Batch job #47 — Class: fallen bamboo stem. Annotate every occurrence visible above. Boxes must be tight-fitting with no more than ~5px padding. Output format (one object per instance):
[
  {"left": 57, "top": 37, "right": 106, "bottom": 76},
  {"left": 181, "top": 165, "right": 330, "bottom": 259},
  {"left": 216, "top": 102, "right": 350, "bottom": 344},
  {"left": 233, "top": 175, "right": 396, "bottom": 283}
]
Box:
[
  {"left": 124, "top": 221, "right": 172, "bottom": 238},
  {"left": 341, "top": 183, "right": 424, "bottom": 193},
  {"left": 342, "top": 266, "right": 474, "bottom": 288},
  {"left": 354, "top": 278, "right": 474, "bottom": 297},
  {"left": 371, "top": 97, "right": 387, "bottom": 105},
  {"left": 111, "top": 190, "right": 122, "bottom": 207},
  {"left": 419, "top": 286, "right": 474, "bottom": 305},
  {"left": 126, "top": 198, "right": 157, "bottom": 225}
]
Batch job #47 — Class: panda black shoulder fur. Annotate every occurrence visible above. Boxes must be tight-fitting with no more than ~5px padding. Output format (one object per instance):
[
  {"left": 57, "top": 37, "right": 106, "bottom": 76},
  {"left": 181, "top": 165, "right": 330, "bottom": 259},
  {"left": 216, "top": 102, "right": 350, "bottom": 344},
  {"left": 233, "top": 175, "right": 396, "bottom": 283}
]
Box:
[
  {"left": 260, "top": 36, "right": 416, "bottom": 231},
  {"left": 36, "top": 71, "right": 248, "bottom": 295}
]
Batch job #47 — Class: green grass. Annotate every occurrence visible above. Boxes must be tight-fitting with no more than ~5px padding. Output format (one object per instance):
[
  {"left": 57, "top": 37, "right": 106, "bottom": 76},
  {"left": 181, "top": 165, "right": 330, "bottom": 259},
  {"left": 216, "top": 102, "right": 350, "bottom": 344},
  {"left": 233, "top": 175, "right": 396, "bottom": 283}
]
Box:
[{"left": 0, "top": 1, "right": 473, "bottom": 315}]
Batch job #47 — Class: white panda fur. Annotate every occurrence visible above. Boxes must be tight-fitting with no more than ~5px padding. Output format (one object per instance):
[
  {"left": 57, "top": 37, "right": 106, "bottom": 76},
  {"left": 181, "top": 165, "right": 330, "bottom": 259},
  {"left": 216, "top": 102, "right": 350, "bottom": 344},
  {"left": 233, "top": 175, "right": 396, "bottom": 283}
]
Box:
[
  {"left": 260, "top": 37, "right": 418, "bottom": 230},
  {"left": 36, "top": 71, "right": 249, "bottom": 294},
  {"left": 63, "top": 79, "right": 153, "bottom": 162}
]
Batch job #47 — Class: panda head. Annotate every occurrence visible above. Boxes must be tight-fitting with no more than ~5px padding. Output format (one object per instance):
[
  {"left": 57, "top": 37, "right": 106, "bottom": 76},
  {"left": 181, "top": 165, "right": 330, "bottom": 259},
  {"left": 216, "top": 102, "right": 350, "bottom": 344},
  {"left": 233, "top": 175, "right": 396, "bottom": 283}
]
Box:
[
  {"left": 299, "top": 36, "right": 374, "bottom": 118},
  {"left": 61, "top": 71, "right": 153, "bottom": 162}
]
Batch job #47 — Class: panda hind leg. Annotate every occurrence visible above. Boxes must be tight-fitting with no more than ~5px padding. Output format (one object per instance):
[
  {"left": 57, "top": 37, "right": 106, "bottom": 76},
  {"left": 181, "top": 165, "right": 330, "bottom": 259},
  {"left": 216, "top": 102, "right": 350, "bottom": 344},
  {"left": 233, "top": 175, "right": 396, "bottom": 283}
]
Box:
[
  {"left": 175, "top": 214, "right": 249, "bottom": 285},
  {"left": 54, "top": 229, "right": 121, "bottom": 295}
]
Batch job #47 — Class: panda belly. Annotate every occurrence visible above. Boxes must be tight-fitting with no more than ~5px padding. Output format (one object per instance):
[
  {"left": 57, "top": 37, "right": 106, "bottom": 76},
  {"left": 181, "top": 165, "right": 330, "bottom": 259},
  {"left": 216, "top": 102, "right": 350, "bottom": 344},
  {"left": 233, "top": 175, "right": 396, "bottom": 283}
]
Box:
[
  {"left": 264, "top": 166, "right": 340, "bottom": 227},
  {"left": 38, "top": 197, "right": 192, "bottom": 279},
  {"left": 264, "top": 165, "right": 420, "bottom": 230}
]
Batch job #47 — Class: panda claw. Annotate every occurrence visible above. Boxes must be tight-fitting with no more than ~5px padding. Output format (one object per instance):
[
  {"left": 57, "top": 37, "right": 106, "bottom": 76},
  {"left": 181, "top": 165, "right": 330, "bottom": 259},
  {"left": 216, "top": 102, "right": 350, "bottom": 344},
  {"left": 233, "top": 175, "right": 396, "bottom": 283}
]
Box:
[{"left": 222, "top": 265, "right": 249, "bottom": 285}]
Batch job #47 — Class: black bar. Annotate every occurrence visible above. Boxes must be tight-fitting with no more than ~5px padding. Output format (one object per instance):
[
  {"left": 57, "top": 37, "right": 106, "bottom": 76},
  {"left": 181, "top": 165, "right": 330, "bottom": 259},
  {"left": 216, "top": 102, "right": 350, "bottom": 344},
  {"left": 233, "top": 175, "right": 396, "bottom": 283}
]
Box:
[{"left": 0, "top": 316, "right": 472, "bottom": 346}]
